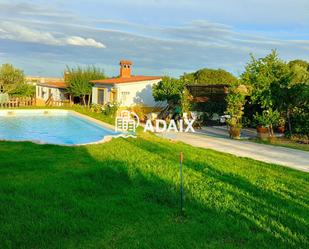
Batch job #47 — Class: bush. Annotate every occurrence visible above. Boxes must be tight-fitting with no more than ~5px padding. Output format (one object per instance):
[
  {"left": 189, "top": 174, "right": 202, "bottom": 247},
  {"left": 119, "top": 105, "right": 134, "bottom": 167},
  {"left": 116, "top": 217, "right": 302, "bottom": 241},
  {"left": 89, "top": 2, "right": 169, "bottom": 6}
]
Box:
[
  {"left": 103, "top": 102, "right": 119, "bottom": 116},
  {"left": 253, "top": 109, "right": 280, "bottom": 136},
  {"left": 129, "top": 105, "right": 148, "bottom": 122},
  {"left": 290, "top": 106, "right": 309, "bottom": 136},
  {"left": 225, "top": 83, "right": 249, "bottom": 129},
  {"left": 291, "top": 134, "right": 309, "bottom": 144},
  {"left": 90, "top": 104, "right": 104, "bottom": 113}
]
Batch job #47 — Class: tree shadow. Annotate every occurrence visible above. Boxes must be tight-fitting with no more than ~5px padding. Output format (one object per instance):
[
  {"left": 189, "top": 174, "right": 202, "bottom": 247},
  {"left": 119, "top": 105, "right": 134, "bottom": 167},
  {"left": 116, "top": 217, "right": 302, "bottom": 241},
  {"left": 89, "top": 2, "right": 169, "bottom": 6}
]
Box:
[
  {"left": 123, "top": 136, "right": 309, "bottom": 248},
  {"left": 0, "top": 140, "right": 308, "bottom": 249}
]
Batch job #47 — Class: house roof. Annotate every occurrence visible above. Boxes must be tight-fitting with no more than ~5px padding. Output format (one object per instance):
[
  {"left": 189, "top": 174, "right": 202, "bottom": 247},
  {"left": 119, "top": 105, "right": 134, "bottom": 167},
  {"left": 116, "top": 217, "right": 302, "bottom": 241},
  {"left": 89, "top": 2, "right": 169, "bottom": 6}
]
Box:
[
  {"left": 91, "top": 76, "right": 162, "bottom": 85},
  {"left": 37, "top": 81, "right": 67, "bottom": 89}
]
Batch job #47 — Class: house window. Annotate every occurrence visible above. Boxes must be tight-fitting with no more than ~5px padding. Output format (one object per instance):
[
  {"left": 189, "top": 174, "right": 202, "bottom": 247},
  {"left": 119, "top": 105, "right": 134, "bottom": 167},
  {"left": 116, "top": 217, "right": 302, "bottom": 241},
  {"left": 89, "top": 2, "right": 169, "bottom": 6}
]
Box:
[
  {"left": 97, "top": 88, "right": 106, "bottom": 105},
  {"left": 120, "top": 91, "right": 130, "bottom": 104}
]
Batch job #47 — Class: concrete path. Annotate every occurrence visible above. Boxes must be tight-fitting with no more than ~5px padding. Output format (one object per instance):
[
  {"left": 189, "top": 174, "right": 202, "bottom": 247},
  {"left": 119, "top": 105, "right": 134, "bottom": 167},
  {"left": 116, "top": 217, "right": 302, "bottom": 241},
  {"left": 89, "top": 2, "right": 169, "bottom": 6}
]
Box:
[
  {"left": 199, "top": 125, "right": 283, "bottom": 139},
  {"left": 159, "top": 132, "right": 309, "bottom": 172}
]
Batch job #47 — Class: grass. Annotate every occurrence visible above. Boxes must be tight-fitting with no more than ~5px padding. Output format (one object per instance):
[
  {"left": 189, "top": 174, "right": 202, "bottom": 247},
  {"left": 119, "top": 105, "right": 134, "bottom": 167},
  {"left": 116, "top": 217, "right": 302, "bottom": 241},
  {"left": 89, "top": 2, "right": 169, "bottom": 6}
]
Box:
[
  {"left": 0, "top": 129, "right": 308, "bottom": 249},
  {"left": 250, "top": 137, "right": 309, "bottom": 152}
]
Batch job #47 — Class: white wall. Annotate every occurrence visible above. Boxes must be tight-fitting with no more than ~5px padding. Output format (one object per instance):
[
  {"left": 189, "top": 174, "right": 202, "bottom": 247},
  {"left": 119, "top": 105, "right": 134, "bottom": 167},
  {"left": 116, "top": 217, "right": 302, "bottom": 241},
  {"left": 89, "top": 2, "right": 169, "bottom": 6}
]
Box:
[
  {"left": 92, "top": 79, "right": 161, "bottom": 107},
  {"left": 36, "top": 85, "right": 67, "bottom": 101},
  {"left": 92, "top": 84, "right": 113, "bottom": 104}
]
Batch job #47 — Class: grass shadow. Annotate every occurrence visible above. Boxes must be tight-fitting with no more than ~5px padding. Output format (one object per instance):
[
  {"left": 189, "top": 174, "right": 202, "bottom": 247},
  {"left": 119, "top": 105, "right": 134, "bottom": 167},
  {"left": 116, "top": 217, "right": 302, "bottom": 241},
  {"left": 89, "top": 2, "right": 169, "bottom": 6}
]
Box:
[{"left": 0, "top": 139, "right": 308, "bottom": 249}]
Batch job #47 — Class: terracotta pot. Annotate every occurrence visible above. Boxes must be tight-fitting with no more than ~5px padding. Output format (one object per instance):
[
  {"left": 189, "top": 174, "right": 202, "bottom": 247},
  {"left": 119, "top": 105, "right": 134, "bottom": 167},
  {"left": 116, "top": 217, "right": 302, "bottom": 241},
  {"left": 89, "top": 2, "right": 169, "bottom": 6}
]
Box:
[
  {"left": 277, "top": 126, "right": 285, "bottom": 133},
  {"left": 229, "top": 126, "right": 241, "bottom": 139},
  {"left": 257, "top": 126, "right": 269, "bottom": 140},
  {"left": 257, "top": 126, "right": 268, "bottom": 133}
]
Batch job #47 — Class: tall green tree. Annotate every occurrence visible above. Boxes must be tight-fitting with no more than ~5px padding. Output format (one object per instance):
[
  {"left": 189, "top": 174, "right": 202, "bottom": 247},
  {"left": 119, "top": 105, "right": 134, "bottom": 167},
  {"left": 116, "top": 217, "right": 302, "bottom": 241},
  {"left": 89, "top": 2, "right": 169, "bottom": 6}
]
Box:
[
  {"left": 241, "top": 50, "right": 292, "bottom": 110},
  {"left": 181, "top": 68, "right": 237, "bottom": 85},
  {"left": 288, "top": 60, "right": 309, "bottom": 85},
  {"left": 241, "top": 51, "right": 309, "bottom": 135},
  {"left": 152, "top": 76, "right": 185, "bottom": 105},
  {"left": 0, "top": 64, "right": 25, "bottom": 94},
  {"left": 241, "top": 51, "right": 292, "bottom": 133},
  {"left": 286, "top": 60, "right": 309, "bottom": 135},
  {"left": 66, "top": 66, "right": 105, "bottom": 106},
  {"left": 11, "top": 84, "right": 35, "bottom": 97}
]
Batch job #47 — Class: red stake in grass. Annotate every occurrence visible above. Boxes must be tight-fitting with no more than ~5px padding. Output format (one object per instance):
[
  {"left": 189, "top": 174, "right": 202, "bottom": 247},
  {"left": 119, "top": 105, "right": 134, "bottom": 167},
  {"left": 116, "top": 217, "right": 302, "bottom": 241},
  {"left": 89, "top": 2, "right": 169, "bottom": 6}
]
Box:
[{"left": 180, "top": 152, "right": 184, "bottom": 215}]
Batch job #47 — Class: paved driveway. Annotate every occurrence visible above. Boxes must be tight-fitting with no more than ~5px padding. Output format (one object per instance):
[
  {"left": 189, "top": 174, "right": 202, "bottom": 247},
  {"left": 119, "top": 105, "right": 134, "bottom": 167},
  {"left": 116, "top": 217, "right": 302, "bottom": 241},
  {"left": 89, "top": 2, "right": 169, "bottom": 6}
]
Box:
[
  {"left": 199, "top": 125, "right": 282, "bottom": 139},
  {"left": 159, "top": 132, "right": 309, "bottom": 172}
]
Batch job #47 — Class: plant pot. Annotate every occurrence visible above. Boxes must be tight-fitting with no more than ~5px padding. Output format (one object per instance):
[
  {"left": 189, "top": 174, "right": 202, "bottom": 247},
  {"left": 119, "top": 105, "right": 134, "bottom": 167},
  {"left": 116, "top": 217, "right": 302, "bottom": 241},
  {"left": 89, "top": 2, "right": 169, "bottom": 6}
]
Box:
[
  {"left": 277, "top": 126, "right": 285, "bottom": 133},
  {"left": 229, "top": 126, "right": 241, "bottom": 139},
  {"left": 257, "top": 126, "right": 269, "bottom": 140}
]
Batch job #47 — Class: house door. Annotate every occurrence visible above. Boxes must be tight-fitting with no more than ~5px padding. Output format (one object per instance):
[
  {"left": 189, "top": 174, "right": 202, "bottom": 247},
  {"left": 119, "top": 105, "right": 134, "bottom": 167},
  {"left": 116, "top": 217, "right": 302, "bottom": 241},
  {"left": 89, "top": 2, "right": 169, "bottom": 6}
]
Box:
[
  {"left": 97, "top": 89, "right": 105, "bottom": 105},
  {"left": 110, "top": 89, "right": 117, "bottom": 102}
]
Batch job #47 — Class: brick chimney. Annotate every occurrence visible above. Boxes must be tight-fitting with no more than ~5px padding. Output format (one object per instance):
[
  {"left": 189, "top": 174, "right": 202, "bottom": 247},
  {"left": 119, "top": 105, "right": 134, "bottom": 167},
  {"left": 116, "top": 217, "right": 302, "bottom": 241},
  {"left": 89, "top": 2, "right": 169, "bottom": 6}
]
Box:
[{"left": 119, "top": 60, "right": 132, "bottom": 78}]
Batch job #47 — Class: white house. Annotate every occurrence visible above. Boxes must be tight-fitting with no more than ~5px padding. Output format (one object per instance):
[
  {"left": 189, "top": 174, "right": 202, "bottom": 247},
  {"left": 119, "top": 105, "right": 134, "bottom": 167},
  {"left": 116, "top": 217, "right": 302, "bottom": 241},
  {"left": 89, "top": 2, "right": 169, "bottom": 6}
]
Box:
[
  {"left": 36, "top": 81, "right": 69, "bottom": 102},
  {"left": 91, "top": 60, "right": 162, "bottom": 107}
]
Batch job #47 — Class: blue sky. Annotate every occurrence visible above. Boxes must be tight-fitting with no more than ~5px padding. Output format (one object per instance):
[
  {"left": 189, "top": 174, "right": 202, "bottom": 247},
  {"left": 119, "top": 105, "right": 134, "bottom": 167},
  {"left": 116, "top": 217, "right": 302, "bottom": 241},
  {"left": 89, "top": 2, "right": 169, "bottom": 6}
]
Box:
[{"left": 0, "top": 0, "right": 308, "bottom": 78}]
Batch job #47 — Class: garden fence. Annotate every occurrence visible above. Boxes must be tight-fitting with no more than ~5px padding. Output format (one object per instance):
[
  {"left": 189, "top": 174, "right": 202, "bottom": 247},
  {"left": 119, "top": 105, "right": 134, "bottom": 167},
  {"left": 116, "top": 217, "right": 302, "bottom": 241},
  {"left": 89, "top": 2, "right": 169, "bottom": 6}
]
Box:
[{"left": 0, "top": 97, "right": 35, "bottom": 108}]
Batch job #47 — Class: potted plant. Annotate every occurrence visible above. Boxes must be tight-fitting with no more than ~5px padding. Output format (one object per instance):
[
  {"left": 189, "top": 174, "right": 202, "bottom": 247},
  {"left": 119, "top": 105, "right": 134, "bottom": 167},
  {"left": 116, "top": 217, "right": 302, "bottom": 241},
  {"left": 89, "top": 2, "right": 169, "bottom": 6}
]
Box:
[
  {"left": 228, "top": 119, "right": 242, "bottom": 139},
  {"left": 225, "top": 83, "right": 249, "bottom": 139},
  {"left": 254, "top": 109, "right": 280, "bottom": 139},
  {"left": 254, "top": 112, "right": 269, "bottom": 139},
  {"left": 277, "top": 117, "right": 285, "bottom": 133}
]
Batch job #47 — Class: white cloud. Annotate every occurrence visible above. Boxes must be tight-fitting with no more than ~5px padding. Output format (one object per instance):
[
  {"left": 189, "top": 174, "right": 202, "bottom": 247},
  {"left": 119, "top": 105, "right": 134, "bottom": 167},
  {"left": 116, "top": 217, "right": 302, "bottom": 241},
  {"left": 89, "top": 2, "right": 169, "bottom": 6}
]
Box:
[
  {"left": 0, "top": 22, "right": 105, "bottom": 49},
  {"left": 65, "top": 36, "right": 105, "bottom": 48},
  {"left": 0, "top": 1, "right": 308, "bottom": 77}
]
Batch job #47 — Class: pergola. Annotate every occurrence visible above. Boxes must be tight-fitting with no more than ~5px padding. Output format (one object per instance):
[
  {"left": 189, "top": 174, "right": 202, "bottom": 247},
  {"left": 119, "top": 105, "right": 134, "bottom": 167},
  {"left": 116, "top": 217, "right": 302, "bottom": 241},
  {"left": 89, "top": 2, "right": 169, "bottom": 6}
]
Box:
[{"left": 186, "top": 84, "right": 229, "bottom": 103}]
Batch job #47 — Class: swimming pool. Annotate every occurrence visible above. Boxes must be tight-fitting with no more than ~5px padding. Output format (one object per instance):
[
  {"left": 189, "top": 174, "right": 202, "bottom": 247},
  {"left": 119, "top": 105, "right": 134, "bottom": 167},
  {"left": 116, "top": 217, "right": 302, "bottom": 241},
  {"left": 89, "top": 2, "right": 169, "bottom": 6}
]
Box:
[{"left": 0, "top": 109, "right": 120, "bottom": 145}]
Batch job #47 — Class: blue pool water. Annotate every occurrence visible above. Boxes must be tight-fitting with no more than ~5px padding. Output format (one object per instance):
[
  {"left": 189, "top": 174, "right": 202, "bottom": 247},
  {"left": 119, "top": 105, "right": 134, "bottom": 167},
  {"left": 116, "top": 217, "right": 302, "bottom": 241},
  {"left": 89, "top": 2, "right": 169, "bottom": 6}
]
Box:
[{"left": 0, "top": 111, "right": 119, "bottom": 145}]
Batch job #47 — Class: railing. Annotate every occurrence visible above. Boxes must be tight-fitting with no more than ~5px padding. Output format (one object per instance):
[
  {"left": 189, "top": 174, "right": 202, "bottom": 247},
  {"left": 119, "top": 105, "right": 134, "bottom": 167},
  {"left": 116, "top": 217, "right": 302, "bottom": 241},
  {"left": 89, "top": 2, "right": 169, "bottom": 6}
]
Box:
[
  {"left": 0, "top": 97, "right": 35, "bottom": 108},
  {"left": 45, "top": 94, "right": 53, "bottom": 106}
]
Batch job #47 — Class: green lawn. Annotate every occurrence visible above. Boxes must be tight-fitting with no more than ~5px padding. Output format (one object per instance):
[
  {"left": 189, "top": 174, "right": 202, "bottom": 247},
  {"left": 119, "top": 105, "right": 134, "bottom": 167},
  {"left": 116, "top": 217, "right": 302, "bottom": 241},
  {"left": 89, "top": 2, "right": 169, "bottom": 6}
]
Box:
[{"left": 0, "top": 130, "right": 308, "bottom": 249}]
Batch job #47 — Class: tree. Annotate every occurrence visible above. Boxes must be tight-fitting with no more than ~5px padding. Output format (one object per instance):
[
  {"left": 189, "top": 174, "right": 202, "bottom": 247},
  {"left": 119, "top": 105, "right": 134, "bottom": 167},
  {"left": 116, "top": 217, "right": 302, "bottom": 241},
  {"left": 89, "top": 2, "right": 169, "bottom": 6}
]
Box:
[
  {"left": 152, "top": 76, "right": 185, "bottom": 105},
  {"left": 286, "top": 60, "right": 309, "bottom": 135},
  {"left": 288, "top": 60, "right": 309, "bottom": 86},
  {"left": 288, "top": 59, "right": 309, "bottom": 71},
  {"left": 181, "top": 68, "right": 237, "bottom": 85},
  {"left": 241, "top": 51, "right": 309, "bottom": 135},
  {"left": 241, "top": 50, "right": 293, "bottom": 133},
  {"left": 11, "top": 84, "right": 35, "bottom": 97},
  {"left": 241, "top": 50, "right": 292, "bottom": 110},
  {"left": 0, "top": 64, "right": 25, "bottom": 94},
  {"left": 66, "top": 66, "right": 105, "bottom": 106},
  {"left": 152, "top": 76, "right": 186, "bottom": 118}
]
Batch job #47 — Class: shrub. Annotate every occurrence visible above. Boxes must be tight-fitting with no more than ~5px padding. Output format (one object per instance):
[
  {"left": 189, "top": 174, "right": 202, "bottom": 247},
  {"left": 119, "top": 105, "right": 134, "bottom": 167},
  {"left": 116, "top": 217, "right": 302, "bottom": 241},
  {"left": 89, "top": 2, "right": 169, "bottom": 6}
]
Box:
[
  {"left": 253, "top": 109, "right": 280, "bottom": 136},
  {"left": 129, "top": 105, "right": 148, "bottom": 122},
  {"left": 225, "top": 83, "right": 249, "bottom": 129},
  {"left": 290, "top": 106, "right": 309, "bottom": 136},
  {"left": 103, "top": 102, "right": 119, "bottom": 116},
  {"left": 291, "top": 134, "right": 309, "bottom": 144},
  {"left": 90, "top": 104, "right": 104, "bottom": 113}
]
